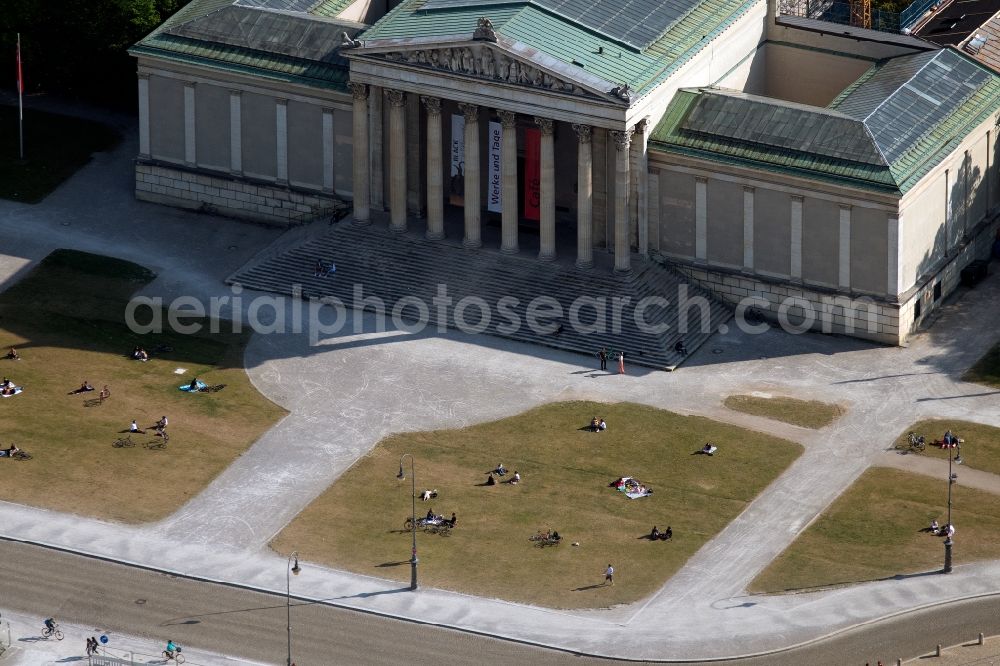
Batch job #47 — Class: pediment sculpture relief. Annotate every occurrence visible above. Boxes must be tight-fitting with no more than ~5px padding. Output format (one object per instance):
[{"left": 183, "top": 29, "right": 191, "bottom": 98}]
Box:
[{"left": 382, "top": 44, "right": 584, "bottom": 96}]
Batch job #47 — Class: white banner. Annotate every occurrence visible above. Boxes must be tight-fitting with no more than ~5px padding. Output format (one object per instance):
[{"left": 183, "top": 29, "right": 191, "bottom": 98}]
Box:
[
  {"left": 487, "top": 120, "right": 502, "bottom": 213},
  {"left": 449, "top": 113, "right": 465, "bottom": 206}
]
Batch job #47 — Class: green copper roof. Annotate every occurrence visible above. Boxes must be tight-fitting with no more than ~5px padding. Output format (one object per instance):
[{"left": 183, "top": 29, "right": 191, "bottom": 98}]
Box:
[
  {"left": 360, "top": 0, "right": 761, "bottom": 96},
  {"left": 650, "top": 48, "right": 1000, "bottom": 194},
  {"left": 130, "top": 0, "right": 357, "bottom": 91}
]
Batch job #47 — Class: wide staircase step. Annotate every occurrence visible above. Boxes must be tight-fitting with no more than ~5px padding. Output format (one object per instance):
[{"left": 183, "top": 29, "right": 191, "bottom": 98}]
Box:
[{"left": 227, "top": 222, "right": 732, "bottom": 369}]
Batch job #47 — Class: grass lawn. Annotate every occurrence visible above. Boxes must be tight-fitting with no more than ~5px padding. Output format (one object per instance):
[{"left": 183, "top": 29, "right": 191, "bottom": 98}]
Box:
[
  {"left": 895, "top": 419, "right": 1000, "bottom": 476},
  {"left": 272, "top": 401, "right": 802, "bottom": 609},
  {"left": 750, "top": 467, "right": 1000, "bottom": 593},
  {"left": 963, "top": 340, "right": 1000, "bottom": 388},
  {"left": 723, "top": 394, "right": 845, "bottom": 429},
  {"left": 0, "top": 105, "right": 120, "bottom": 203},
  {"left": 0, "top": 250, "right": 286, "bottom": 523}
]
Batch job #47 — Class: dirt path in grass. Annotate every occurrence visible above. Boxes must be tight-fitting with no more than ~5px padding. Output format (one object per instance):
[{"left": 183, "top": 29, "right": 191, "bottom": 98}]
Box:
[{"left": 874, "top": 450, "right": 1000, "bottom": 495}]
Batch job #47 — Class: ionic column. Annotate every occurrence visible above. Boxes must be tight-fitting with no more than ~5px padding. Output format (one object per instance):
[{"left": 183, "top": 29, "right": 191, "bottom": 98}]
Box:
[
  {"left": 610, "top": 128, "right": 633, "bottom": 273},
  {"left": 275, "top": 98, "right": 288, "bottom": 185},
  {"left": 459, "top": 103, "right": 481, "bottom": 249},
  {"left": 229, "top": 90, "right": 242, "bottom": 175},
  {"left": 183, "top": 83, "right": 196, "bottom": 166},
  {"left": 536, "top": 117, "right": 556, "bottom": 261},
  {"left": 386, "top": 89, "right": 407, "bottom": 232},
  {"left": 422, "top": 96, "right": 444, "bottom": 240},
  {"left": 573, "top": 123, "right": 593, "bottom": 269},
  {"left": 635, "top": 119, "right": 649, "bottom": 257},
  {"left": 138, "top": 74, "right": 150, "bottom": 158},
  {"left": 498, "top": 110, "right": 518, "bottom": 254},
  {"left": 348, "top": 82, "right": 370, "bottom": 224}
]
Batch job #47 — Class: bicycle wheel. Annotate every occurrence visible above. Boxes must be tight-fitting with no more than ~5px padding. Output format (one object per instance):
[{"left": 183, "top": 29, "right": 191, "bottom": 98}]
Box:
[
  {"left": 176, "top": 653, "right": 185, "bottom": 663},
  {"left": 13, "top": 452, "right": 31, "bottom": 461},
  {"left": 403, "top": 517, "right": 414, "bottom": 531},
  {"left": 54, "top": 630, "right": 64, "bottom": 641}
]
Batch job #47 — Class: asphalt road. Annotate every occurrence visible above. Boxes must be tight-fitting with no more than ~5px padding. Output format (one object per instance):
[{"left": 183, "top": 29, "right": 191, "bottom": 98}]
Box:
[{"left": 1, "top": 540, "right": 998, "bottom": 665}]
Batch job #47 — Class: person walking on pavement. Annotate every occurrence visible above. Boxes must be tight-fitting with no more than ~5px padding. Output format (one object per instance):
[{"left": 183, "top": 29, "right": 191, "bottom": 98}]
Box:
[
  {"left": 617, "top": 352, "right": 625, "bottom": 375},
  {"left": 604, "top": 563, "right": 615, "bottom": 585},
  {"left": 598, "top": 348, "right": 608, "bottom": 371}
]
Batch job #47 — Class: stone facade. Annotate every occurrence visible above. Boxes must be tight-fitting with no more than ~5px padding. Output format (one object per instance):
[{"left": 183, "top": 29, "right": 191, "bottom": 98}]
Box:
[{"left": 135, "top": 162, "right": 341, "bottom": 226}]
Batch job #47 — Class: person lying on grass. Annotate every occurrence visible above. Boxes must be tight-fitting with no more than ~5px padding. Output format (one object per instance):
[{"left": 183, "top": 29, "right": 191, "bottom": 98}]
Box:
[{"left": 70, "top": 381, "right": 94, "bottom": 394}]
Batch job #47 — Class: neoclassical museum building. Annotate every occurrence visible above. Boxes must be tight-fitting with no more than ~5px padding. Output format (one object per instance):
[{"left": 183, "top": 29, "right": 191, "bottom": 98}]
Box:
[{"left": 131, "top": 0, "right": 1000, "bottom": 345}]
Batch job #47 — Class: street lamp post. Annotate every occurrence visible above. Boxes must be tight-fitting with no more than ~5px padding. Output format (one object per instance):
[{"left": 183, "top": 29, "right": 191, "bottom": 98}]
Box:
[
  {"left": 397, "top": 454, "right": 418, "bottom": 590},
  {"left": 944, "top": 443, "right": 962, "bottom": 573},
  {"left": 286, "top": 551, "right": 301, "bottom": 666}
]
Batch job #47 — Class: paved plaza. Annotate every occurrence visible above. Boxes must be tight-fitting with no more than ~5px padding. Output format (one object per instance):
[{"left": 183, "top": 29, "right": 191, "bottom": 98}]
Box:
[{"left": 1, "top": 105, "right": 1000, "bottom": 661}]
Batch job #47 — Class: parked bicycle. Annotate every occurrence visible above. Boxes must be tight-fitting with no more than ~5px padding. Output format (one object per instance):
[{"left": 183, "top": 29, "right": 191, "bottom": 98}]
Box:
[
  {"left": 113, "top": 435, "right": 136, "bottom": 448},
  {"left": 895, "top": 432, "right": 926, "bottom": 453}
]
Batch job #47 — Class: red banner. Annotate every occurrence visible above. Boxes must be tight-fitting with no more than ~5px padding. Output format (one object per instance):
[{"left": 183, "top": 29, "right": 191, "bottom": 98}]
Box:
[
  {"left": 523, "top": 127, "right": 540, "bottom": 221},
  {"left": 16, "top": 34, "right": 23, "bottom": 94}
]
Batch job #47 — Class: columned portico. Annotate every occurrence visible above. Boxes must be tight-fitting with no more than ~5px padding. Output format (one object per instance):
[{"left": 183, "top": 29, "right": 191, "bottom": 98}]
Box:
[
  {"left": 349, "top": 82, "right": 370, "bottom": 225},
  {"left": 422, "top": 96, "right": 444, "bottom": 240},
  {"left": 573, "top": 123, "right": 593, "bottom": 269},
  {"left": 498, "top": 110, "right": 518, "bottom": 254},
  {"left": 459, "top": 102, "right": 482, "bottom": 249},
  {"left": 535, "top": 117, "right": 556, "bottom": 261},
  {"left": 386, "top": 88, "right": 407, "bottom": 232},
  {"left": 610, "top": 128, "right": 633, "bottom": 273}
]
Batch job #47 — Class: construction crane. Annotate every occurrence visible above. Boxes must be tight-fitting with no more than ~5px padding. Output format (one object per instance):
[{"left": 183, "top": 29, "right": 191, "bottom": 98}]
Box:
[{"left": 850, "top": 0, "right": 872, "bottom": 28}]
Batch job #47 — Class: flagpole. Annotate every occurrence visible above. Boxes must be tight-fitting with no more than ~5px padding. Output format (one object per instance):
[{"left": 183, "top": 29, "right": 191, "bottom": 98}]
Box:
[{"left": 17, "top": 33, "right": 24, "bottom": 160}]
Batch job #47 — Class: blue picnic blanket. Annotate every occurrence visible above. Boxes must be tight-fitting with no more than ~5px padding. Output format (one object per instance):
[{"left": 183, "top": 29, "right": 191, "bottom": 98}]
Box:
[{"left": 179, "top": 381, "right": 207, "bottom": 392}]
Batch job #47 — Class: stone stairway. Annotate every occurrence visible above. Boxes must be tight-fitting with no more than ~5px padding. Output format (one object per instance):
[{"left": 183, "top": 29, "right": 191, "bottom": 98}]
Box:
[{"left": 227, "top": 222, "right": 731, "bottom": 369}]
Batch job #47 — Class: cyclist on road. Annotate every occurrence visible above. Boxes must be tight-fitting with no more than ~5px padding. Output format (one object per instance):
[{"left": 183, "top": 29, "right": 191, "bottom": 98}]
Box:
[
  {"left": 43, "top": 618, "right": 56, "bottom": 632},
  {"left": 165, "top": 639, "right": 179, "bottom": 657}
]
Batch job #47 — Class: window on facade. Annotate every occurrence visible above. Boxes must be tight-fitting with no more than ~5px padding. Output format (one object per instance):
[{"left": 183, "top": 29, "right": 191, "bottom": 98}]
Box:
[{"left": 933, "top": 282, "right": 942, "bottom": 301}]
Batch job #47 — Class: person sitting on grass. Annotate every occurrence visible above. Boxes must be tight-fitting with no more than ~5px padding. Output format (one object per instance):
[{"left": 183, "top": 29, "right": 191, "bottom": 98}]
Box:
[
  {"left": 702, "top": 443, "right": 717, "bottom": 455},
  {"left": 590, "top": 416, "right": 599, "bottom": 432},
  {"left": 494, "top": 463, "right": 507, "bottom": 476},
  {"left": 486, "top": 473, "right": 496, "bottom": 486},
  {"left": 189, "top": 377, "right": 199, "bottom": 391},
  {"left": 5, "top": 347, "right": 18, "bottom": 360},
  {"left": 129, "top": 420, "right": 142, "bottom": 433},
  {"left": 663, "top": 526, "right": 673, "bottom": 540},
  {"left": 550, "top": 530, "right": 561, "bottom": 542},
  {"left": 426, "top": 508, "right": 435, "bottom": 522},
  {"left": 650, "top": 526, "right": 661, "bottom": 540},
  {"left": 509, "top": 471, "right": 521, "bottom": 485},
  {"left": 1, "top": 385, "right": 16, "bottom": 396},
  {"left": 133, "top": 347, "right": 149, "bottom": 362},
  {"left": 448, "top": 512, "right": 457, "bottom": 528},
  {"left": 71, "top": 381, "right": 94, "bottom": 394},
  {"left": 99, "top": 385, "right": 110, "bottom": 401},
  {"left": 930, "top": 519, "right": 940, "bottom": 534},
  {"left": 598, "top": 418, "right": 607, "bottom": 432}
]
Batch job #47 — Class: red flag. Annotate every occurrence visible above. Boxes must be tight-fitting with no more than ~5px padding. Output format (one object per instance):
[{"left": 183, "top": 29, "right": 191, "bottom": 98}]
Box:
[
  {"left": 523, "top": 127, "right": 540, "bottom": 221},
  {"left": 16, "top": 34, "right": 23, "bottom": 94}
]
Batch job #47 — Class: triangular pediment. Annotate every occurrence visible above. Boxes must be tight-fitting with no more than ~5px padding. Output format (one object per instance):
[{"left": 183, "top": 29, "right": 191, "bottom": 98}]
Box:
[{"left": 344, "top": 35, "right": 631, "bottom": 105}]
